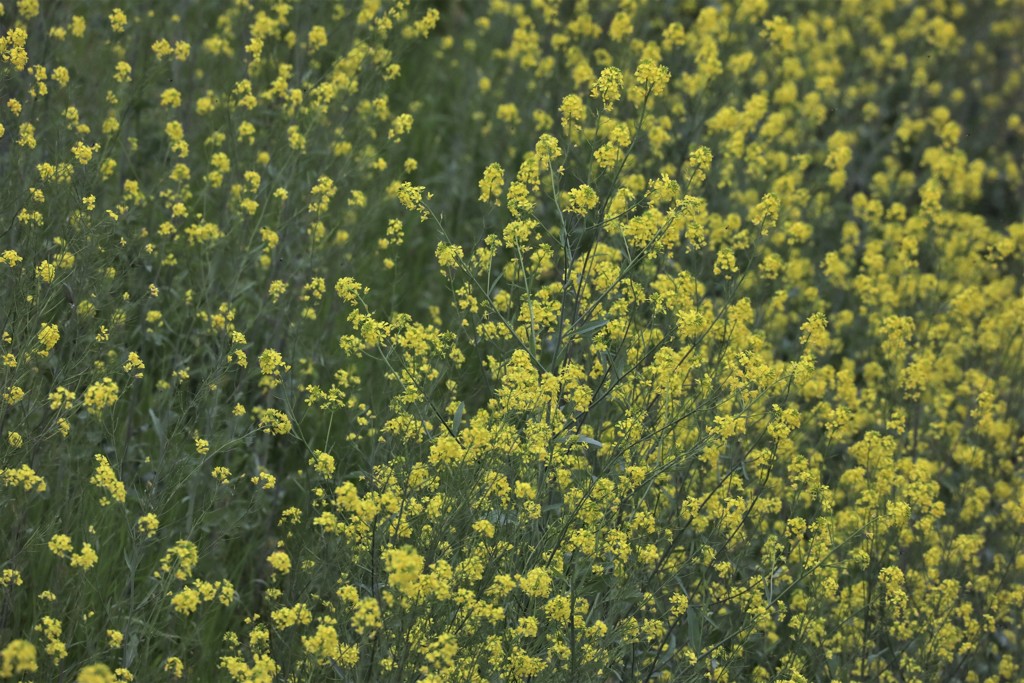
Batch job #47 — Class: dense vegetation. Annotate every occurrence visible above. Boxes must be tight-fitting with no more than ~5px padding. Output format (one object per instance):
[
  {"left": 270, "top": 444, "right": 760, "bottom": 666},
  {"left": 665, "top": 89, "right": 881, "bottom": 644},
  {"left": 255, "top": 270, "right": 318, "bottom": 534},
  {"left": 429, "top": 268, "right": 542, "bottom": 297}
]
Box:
[{"left": 1, "top": 1, "right": 1022, "bottom": 681}]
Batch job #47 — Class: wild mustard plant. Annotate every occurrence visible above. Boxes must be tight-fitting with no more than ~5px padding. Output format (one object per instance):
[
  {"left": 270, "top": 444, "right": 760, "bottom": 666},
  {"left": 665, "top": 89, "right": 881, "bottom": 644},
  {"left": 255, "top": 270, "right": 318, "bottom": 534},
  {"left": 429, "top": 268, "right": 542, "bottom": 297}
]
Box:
[{"left": 1, "top": 0, "right": 1023, "bottom": 681}]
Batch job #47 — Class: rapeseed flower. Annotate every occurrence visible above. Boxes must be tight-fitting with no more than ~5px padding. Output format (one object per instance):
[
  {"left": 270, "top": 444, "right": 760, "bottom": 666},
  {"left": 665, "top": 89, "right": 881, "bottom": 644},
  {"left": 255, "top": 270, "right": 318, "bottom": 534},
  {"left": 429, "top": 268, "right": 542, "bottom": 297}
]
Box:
[{"left": 0, "top": 1, "right": 1021, "bottom": 680}]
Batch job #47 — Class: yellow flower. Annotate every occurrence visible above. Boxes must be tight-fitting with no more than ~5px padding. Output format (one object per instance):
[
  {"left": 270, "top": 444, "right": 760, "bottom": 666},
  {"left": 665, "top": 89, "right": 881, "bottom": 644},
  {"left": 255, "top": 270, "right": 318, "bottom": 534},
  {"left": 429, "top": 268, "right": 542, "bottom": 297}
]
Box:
[
  {"left": 35, "top": 259, "right": 55, "bottom": 282},
  {"left": 90, "top": 455, "right": 126, "bottom": 505},
  {"left": 567, "top": 184, "right": 599, "bottom": 215},
  {"left": 151, "top": 38, "right": 174, "bottom": 59},
  {"left": 250, "top": 471, "right": 277, "bottom": 490},
  {"left": 395, "top": 181, "right": 426, "bottom": 213},
  {"left": 170, "top": 586, "right": 200, "bottom": 615},
  {"left": 334, "top": 277, "right": 363, "bottom": 304},
  {"left": 590, "top": 67, "right": 623, "bottom": 109},
  {"left": 212, "top": 466, "right": 232, "bottom": 484},
  {"left": 307, "top": 25, "right": 328, "bottom": 52},
  {"left": 108, "top": 8, "right": 127, "bottom": 32},
  {"left": 267, "top": 601, "right": 309, "bottom": 630},
  {"left": 713, "top": 248, "right": 739, "bottom": 278},
  {"left": 71, "top": 140, "right": 98, "bottom": 165},
  {"left": 749, "top": 192, "right": 780, "bottom": 234},
  {"left": 472, "top": 519, "right": 495, "bottom": 538},
  {"left": 17, "top": 0, "right": 41, "bottom": 19},
  {"left": 0, "top": 250, "right": 22, "bottom": 267},
  {"left": 302, "top": 623, "right": 358, "bottom": 667},
  {"left": 70, "top": 543, "right": 99, "bottom": 570},
  {"left": 385, "top": 546, "right": 424, "bottom": 597},
  {"left": 160, "top": 88, "right": 182, "bottom": 108},
  {"left": 136, "top": 513, "right": 160, "bottom": 538},
  {"left": 478, "top": 162, "right": 505, "bottom": 205},
  {"left": 267, "top": 550, "right": 291, "bottom": 575},
  {"left": 0, "top": 464, "right": 46, "bottom": 491},
  {"left": 0, "top": 639, "right": 38, "bottom": 678},
  {"left": 496, "top": 102, "right": 520, "bottom": 125},
  {"left": 83, "top": 378, "right": 119, "bottom": 415},
  {"left": 113, "top": 61, "right": 132, "bottom": 83},
  {"left": 77, "top": 662, "right": 116, "bottom": 683},
  {"left": 309, "top": 450, "right": 335, "bottom": 477},
  {"left": 435, "top": 243, "right": 463, "bottom": 269},
  {"left": 518, "top": 567, "right": 553, "bottom": 598},
  {"left": 122, "top": 351, "right": 145, "bottom": 377},
  {"left": 388, "top": 113, "right": 414, "bottom": 141},
  {"left": 49, "top": 534, "right": 73, "bottom": 558},
  {"left": 155, "top": 540, "right": 199, "bottom": 580},
  {"left": 258, "top": 349, "right": 287, "bottom": 376},
  {"left": 16, "top": 123, "right": 35, "bottom": 148},
  {"left": 163, "top": 657, "right": 184, "bottom": 679},
  {"left": 34, "top": 616, "right": 67, "bottom": 663},
  {"left": 669, "top": 592, "right": 689, "bottom": 617},
  {"left": 256, "top": 408, "right": 291, "bottom": 435},
  {"left": 559, "top": 94, "right": 585, "bottom": 135},
  {"left": 634, "top": 59, "right": 671, "bottom": 95}
]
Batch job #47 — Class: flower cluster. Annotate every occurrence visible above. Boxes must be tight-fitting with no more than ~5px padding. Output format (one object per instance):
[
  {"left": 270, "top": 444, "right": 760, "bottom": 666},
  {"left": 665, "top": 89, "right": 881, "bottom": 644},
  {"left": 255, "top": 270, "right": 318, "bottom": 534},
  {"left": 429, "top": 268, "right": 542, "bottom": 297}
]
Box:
[{"left": 1, "top": 1, "right": 1022, "bottom": 681}]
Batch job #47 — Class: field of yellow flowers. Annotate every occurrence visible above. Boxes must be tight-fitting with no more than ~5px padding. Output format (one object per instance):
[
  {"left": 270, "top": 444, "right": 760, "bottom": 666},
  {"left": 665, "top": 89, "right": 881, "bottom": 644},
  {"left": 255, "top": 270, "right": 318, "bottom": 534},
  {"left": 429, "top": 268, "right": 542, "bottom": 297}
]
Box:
[{"left": 1, "top": 1, "right": 1022, "bottom": 681}]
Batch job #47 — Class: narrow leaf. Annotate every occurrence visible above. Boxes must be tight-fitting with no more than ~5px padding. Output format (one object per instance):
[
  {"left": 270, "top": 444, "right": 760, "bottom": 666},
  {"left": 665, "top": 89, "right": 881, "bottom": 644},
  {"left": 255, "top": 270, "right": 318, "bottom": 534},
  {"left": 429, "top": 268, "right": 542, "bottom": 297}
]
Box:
[
  {"left": 572, "top": 318, "right": 610, "bottom": 337},
  {"left": 688, "top": 606, "right": 702, "bottom": 653},
  {"left": 452, "top": 401, "right": 465, "bottom": 436}
]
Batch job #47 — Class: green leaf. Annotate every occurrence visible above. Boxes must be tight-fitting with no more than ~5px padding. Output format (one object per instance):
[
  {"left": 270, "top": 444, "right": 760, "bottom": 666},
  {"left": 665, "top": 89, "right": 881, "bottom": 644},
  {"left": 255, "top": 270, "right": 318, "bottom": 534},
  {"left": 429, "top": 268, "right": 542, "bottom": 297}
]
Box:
[
  {"left": 571, "top": 318, "right": 610, "bottom": 337},
  {"left": 452, "top": 401, "right": 465, "bottom": 436},
  {"left": 148, "top": 408, "right": 166, "bottom": 447},
  {"left": 688, "top": 606, "right": 702, "bottom": 653}
]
